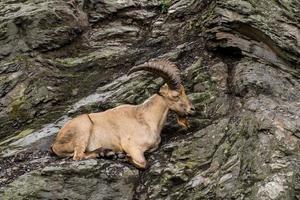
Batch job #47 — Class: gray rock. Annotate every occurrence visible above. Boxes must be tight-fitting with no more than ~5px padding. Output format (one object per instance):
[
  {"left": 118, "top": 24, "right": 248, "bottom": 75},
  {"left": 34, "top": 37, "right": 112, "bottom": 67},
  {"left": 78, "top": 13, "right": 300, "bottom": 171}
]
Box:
[
  {"left": 0, "top": 0, "right": 300, "bottom": 199},
  {"left": 1, "top": 160, "right": 138, "bottom": 200}
]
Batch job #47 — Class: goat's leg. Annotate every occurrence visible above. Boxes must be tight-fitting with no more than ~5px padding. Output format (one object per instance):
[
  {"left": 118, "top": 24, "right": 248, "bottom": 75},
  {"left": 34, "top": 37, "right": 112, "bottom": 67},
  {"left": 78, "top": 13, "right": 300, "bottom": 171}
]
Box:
[
  {"left": 127, "top": 148, "right": 147, "bottom": 169},
  {"left": 73, "top": 149, "right": 100, "bottom": 160},
  {"left": 86, "top": 147, "right": 115, "bottom": 158},
  {"left": 82, "top": 151, "right": 99, "bottom": 159},
  {"left": 75, "top": 147, "right": 117, "bottom": 160},
  {"left": 74, "top": 148, "right": 105, "bottom": 160},
  {"left": 72, "top": 115, "right": 94, "bottom": 161},
  {"left": 73, "top": 145, "right": 86, "bottom": 160}
]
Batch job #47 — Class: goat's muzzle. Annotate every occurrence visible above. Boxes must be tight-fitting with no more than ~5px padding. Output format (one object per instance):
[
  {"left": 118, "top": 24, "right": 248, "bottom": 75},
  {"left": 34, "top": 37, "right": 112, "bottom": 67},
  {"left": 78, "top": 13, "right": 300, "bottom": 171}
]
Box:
[{"left": 187, "top": 106, "right": 196, "bottom": 116}]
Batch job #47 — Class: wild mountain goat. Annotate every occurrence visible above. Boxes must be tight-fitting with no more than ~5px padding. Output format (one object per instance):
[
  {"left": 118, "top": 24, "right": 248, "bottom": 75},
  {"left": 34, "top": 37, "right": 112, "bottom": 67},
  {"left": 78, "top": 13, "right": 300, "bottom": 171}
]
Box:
[{"left": 51, "top": 60, "right": 195, "bottom": 169}]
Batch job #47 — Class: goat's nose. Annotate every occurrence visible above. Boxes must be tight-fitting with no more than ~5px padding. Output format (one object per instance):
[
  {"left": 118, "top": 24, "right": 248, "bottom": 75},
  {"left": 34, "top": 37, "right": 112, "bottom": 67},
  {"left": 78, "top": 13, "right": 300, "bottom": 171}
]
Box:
[
  {"left": 189, "top": 106, "right": 196, "bottom": 116},
  {"left": 191, "top": 105, "right": 196, "bottom": 111}
]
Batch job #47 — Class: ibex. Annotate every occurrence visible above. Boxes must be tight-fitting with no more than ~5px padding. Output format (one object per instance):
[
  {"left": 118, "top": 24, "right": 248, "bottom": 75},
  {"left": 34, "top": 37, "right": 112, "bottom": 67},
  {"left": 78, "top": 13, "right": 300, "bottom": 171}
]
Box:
[{"left": 51, "top": 60, "right": 195, "bottom": 169}]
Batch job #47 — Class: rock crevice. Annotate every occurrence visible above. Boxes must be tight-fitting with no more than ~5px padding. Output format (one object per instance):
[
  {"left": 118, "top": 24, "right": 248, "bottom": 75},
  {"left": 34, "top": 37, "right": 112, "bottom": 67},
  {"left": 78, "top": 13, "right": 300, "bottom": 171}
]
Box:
[{"left": 0, "top": 0, "right": 299, "bottom": 199}]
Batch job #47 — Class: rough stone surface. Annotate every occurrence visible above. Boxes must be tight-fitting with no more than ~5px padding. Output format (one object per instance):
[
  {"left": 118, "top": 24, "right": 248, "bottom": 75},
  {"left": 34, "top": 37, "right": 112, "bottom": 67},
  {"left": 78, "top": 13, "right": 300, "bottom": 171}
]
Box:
[
  {"left": 2, "top": 160, "right": 138, "bottom": 200},
  {"left": 0, "top": 0, "right": 299, "bottom": 199}
]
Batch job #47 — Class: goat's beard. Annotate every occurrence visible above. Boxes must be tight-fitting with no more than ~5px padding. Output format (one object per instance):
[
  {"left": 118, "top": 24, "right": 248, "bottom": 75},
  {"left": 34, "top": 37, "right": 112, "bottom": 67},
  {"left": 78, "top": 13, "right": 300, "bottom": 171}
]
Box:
[{"left": 176, "top": 115, "right": 190, "bottom": 128}]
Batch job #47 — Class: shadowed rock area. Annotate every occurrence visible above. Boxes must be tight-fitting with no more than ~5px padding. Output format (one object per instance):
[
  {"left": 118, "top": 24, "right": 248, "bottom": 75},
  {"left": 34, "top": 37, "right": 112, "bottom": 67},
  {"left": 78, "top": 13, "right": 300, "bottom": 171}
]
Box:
[{"left": 0, "top": 0, "right": 299, "bottom": 199}]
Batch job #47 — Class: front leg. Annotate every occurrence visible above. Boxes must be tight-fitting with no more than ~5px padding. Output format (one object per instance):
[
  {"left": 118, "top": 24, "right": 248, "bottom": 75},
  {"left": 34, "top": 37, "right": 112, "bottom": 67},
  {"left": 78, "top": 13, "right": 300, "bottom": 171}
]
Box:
[
  {"left": 126, "top": 147, "right": 147, "bottom": 169},
  {"left": 148, "top": 136, "right": 161, "bottom": 153}
]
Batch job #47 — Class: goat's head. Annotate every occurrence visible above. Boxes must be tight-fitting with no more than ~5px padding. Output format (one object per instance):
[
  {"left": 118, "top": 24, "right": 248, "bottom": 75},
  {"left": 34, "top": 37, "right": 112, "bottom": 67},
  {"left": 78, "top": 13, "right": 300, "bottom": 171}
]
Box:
[{"left": 129, "top": 60, "right": 195, "bottom": 127}]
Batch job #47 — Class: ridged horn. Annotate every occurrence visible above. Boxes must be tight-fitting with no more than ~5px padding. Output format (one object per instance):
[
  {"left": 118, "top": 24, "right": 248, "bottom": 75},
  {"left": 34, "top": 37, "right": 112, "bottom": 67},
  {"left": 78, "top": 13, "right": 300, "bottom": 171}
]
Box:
[{"left": 128, "top": 60, "right": 181, "bottom": 90}]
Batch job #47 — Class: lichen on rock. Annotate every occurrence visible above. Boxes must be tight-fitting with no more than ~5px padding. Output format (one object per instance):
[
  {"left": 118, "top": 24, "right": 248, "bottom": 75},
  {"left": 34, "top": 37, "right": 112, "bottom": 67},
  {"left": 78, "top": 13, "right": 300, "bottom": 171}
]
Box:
[{"left": 0, "top": 0, "right": 299, "bottom": 199}]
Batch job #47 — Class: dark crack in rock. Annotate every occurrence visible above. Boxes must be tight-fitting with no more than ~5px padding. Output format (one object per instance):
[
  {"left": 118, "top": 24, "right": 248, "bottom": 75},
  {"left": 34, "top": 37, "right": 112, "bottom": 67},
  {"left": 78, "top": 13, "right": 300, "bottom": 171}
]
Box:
[{"left": 0, "top": 0, "right": 299, "bottom": 200}]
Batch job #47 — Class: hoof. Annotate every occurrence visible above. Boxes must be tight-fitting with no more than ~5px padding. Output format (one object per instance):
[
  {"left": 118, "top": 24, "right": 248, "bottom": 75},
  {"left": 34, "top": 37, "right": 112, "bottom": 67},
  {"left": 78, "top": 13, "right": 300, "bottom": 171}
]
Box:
[
  {"left": 73, "top": 153, "right": 84, "bottom": 161},
  {"left": 132, "top": 160, "right": 148, "bottom": 170},
  {"left": 94, "top": 147, "right": 115, "bottom": 158},
  {"left": 117, "top": 152, "right": 126, "bottom": 159},
  {"left": 106, "top": 151, "right": 116, "bottom": 158}
]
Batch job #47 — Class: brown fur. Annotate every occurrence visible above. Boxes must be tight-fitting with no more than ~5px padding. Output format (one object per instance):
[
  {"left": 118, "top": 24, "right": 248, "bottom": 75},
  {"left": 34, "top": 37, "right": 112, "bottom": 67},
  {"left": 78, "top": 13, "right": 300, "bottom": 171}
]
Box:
[{"left": 52, "top": 83, "right": 195, "bottom": 169}]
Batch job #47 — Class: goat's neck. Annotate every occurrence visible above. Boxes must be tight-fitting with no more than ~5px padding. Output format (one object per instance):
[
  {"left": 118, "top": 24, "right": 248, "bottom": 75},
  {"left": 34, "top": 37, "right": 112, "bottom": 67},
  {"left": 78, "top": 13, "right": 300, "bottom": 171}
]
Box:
[{"left": 141, "top": 94, "right": 169, "bottom": 134}]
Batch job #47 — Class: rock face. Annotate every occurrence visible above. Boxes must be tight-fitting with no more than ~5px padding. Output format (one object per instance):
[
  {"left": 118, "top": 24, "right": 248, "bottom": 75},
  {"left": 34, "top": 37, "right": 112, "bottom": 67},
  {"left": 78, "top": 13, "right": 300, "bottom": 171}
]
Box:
[
  {"left": 3, "top": 160, "right": 138, "bottom": 200},
  {"left": 0, "top": 0, "right": 299, "bottom": 199}
]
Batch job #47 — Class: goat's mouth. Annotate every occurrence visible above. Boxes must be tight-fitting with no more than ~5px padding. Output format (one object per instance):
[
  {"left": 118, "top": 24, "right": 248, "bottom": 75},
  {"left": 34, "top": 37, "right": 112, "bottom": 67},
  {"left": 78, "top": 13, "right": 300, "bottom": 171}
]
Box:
[
  {"left": 175, "top": 108, "right": 197, "bottom": 128},
  {"left": 176, "top": 115, "right": 190, "bottom": 128}
]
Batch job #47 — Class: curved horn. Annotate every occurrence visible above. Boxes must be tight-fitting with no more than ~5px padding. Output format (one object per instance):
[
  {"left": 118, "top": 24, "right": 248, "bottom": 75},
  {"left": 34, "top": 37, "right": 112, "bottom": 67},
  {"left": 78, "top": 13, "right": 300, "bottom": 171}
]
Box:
[{"left": 128, "top": 60, "right": 181, "bottom": 90}]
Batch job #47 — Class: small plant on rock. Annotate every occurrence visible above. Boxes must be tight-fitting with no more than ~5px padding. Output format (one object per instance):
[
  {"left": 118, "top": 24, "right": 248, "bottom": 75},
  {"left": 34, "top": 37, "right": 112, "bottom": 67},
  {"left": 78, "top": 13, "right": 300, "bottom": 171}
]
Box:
[{"left": 160, "top": 0, "right": 172, "bottom": 13}]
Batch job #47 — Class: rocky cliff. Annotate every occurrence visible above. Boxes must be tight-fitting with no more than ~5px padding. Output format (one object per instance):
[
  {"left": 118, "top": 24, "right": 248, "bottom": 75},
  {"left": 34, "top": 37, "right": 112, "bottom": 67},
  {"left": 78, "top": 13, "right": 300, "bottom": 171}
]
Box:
[{"left": 0, "top": 0, "right": 299, "bottom": 199}]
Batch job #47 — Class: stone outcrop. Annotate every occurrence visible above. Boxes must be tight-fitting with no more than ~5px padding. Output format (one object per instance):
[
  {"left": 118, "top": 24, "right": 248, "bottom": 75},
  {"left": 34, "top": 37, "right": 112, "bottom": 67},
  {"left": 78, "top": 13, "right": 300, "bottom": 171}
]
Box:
[{"left": 0, "top": 0, "right": 299, "bottom": 199}]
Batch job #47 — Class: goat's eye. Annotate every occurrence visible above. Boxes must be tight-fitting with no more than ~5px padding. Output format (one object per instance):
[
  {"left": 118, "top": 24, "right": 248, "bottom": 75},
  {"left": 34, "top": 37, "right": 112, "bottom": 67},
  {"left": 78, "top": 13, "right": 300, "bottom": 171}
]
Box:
[
  {"left": 171, "top": 92, "right": 180, "bottom": 99},
  {"left": 173, "top": 95, "right": 180, "bottom": 101}
]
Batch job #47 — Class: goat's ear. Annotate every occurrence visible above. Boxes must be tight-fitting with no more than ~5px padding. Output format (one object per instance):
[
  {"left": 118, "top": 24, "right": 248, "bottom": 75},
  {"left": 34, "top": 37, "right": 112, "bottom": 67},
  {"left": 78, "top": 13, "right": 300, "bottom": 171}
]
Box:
[
  {"left": 159, "top": 84, "right": 169, "bottom": 96},
  {"left": 178, "top": 85, "right": 184, "bottom": 94}
]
